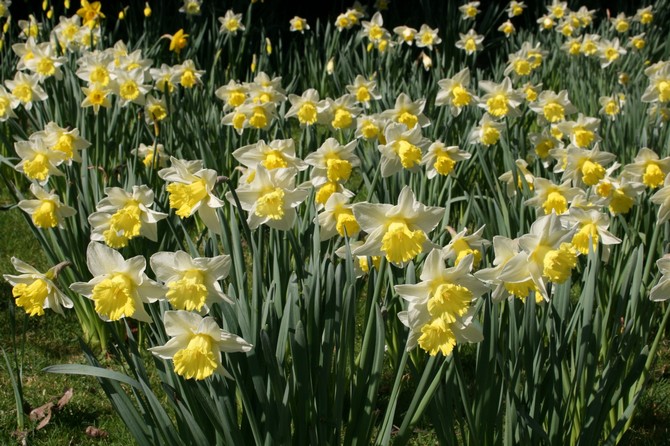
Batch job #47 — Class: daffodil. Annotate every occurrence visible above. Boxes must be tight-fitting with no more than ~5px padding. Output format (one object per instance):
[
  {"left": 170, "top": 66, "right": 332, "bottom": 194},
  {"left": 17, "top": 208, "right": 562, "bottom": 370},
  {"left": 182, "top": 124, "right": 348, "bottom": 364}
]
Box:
[
  {"left": 227, "top": 166, "right": 309, "bottom": 231},
  {"left": 316, "top": 193, "right": 360, "bottom": 240},
  {"left": 380, "top": 93, "right": 430, "bottom": 129},
  {"left": 562, "top": 144, "right": 616, "bottom": 187},
  {"left": 422, "top": 141, "right": 470, "bottom": 178},
  {"left": 70, "top": 242, "right": 163, "bottom": 322},
  {"left": 219, "top": 10, "right": 245, "bottom": 35},
  {"left": 346, "top": 75, "right": 382, "bottom": 108},
  {"left": 634, "top": 6, "right": 654, "bottom": 25},
  {"left": 610, "top": 13, "right": 630, "bottom": 33},
  {"left": 305, "top": 138, "right": 359, "bottom": 183},
  {"left": 415, "top": 24, "right": 441, "bottom": 50},
  {"left": 322, "top": 95, "right": 361, "bottom": 130},
  {"left": 498, "top": 159, "right": 535, "bottom": 197},
  {"left": 18, "top": 183, "right": 76, "bottom": 229},
  {"left": 0, "top": 86, "right": 18, "bottom": 121},
  {"left": 547, "top": 0, "right": 568, "bottom": 19},
  {"left": 459, "top": 2, "right": 480, "bottom": 20},
  {"left": 285, "top": 89, "right": 328, "bottom": 127},
  {"left": 556, "top": 114, "right": 601, "bottom": 149},
  {"left": 455, "top": 29, "right": 484, "bottom": 55},
  {"left": 150, "top": 251, "right": 232, "bottom": 312},
  {"left": 88, "top": 185, "right": 167, "bottom": 249},
  {"left": 150, "top": 64, "right": 179, "bottom": 95},
  {"left": 290, "top": 16, "right": 309, "bottom": 33},
  {"left": 442, "top": 226, "right": 490, "bottom": 268},
  {"left": 395, "top": 249, "right": 487, "bottom": 356},
  {"left": 507, "top": 1, "right": 526, "bottom": 18},
  {"left": 622, "top": 148, "right": 670, "bottom": 189},
  {"left": 76, "top": 51, "right": 113, "bottom": 86},
  {"left": 145, "top": 95, "right": 168, "bottom": 125},
  {"left": 215, "top": 80, "right": 248, "bottom": 111},
  {"left": 245, "top": 72, "right": 286, "bottom": 105},
  {"left": 435, "top": 68, "right": 476, "bottom": 116},
  {"left": 24, "top": 42, "right": 66, "bottom": 81},
  {"left": 30, "top": 122, "right": 89, "bottom": 165},
  {"left": 651, "top": 175, "right": 670, "bottom": 225},
  {"left": 393, "top": 26, "right": 417, "bottom": 46},
  {"left": 167, "top": 29, "right": 188, "bottom": 54},
  {"left": 524, "top": 177, "right": 583, "bottom": 215},
  {"left": 77, "top": 0, "right": 105, "bottom": 28},
  {"left": 469, "top": 113, "right": 504, "bottom": 146},
  {"left": 378, "top": 123, "right": 429, "bottom": 177},
  {"left": 4, "top": 72, "right": 48, "bottom": 111},
  {"left": 81, "top": 83, "right": 112, "bottom": 114},
  {"left": 3, "top": 257, "right": 73, "bottom": 317},
  {"left": 564, "top": 208, "right": 620, "bottom": 255},
  {"left": 111, "top": 68, "right": 150, "bottom": 106},
  {"left": 355, "top": 114, "right": 388, "bottom": 141},
  {"left": 650, "top": 255, "right": 670, "bottom": 302},
  {"left": 529, "top": 90, "right": 577, "bottom": 124},
  {"left": 132, "top": 143, "right": 168, "bottom": 169},
  {"left": 149, "top": 310, "right": 252, "bottom": 380},
  {"left": 14, "top": 137, "right": 66, "bottom": 184},
  {"left": 179, "top": 0, "right": 202, "bottom": 16},
  {"left": 598, "top": 38, "right": 626, "bottom": 69},
  {"left": 478, "top": 77, "right": 523, "bottom": 118},
  {"left": 234, "top": 139, "right": 307, "bottom": 175},
  {"left": 352, "top": 186, "right": 443, "bottom": 266},
  {"left": 159, "top": 157, "right": 225, "bottom": 234}
]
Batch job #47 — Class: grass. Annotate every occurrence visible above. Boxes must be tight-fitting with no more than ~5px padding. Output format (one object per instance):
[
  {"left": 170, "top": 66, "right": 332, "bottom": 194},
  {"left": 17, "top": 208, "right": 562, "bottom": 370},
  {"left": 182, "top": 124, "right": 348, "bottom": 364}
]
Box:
[{"left": 0, "top": 178, "right": 132, "bottom": 446}]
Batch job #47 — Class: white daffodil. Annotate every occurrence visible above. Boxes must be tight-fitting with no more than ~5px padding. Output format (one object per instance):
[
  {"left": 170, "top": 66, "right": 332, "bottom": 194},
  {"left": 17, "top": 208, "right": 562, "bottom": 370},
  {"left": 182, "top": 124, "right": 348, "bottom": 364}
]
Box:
[
  {"left": 478, "top": 77, "right": 523, "bottom": 119},
  {"left": 352, "top": 186, "right": 443, "bottom": 266},
  {"left": 305, "top": 138, "right": 360, "bottom": 183},
  {"left": 562, "top": 144, "right": 616, "bottom": 187},
  {"left": 3, "top": 257, "right": 73, "bottom": 317},
  {"left": 285, "top": 89, "right": 329, "bottom": 127},
  {"left": 498, "top": 159, "right": 535, "bottom": 197},
  {"left": 215, "top": 80, "right": 248, "bottom": 111},
  {"left": 159, "top": 157, "right": 225, "bottom": 235},
  {"left": 422, "top": 141, "right": 470, "bottom": 179},
  {"left": 14, "top": 137, "right": 66, "bottom": 185},
  {"left": 149, "top": 310, "right": 252, "bottom": 380},
  {"left": 132, "top": 143, "right": 168, "bottom": 168},
  {"left": 244, "top": 72, "right": 286, "bottom": 105},
  {"left": 88, "top": 185, "right": 167, "bottom": 248},
  {"left": 321, "top": 94, "right": 361, "bottom": 131},
  {"left": 395, "top": 249, "right": 487, "bottom": 356},
  {"left": 346, "top": 76, "right": 382, "bottom": 108},
  {"left": 456, "top": 29, "right": 484, "bottom": 55},
  {"left": 524, "top": 177, "right": 583, "bottom": 215},
  {"left": 150, "top": 251, "right": 232, "bottom": 312},
  {"left": 5, "top": 71, "right": 48, "bottom": 111},
  {"left": 393, "top": 26, "right": 417, "bottom": 46},
  {"left": 111, "top": 68, "right": 150, "bottom": 106},
  {"left": 219, "top": 10, "right": 245, "bottom": 35},
  {"left": 475, "top": 236, "right": 537, "bottom": 302},
  {"left": 622, "top": 148, "right": 670, "bottom": 189},
  {"left": 355, "top": 114, "right": 388, "bottom": 141},
  {"left": 316, "top": 193, "right": 360, "bottom": 240},
  {"left": 289, "top": 16, "right": 310, "bottom": 33},
  {"left": 564, "top": 207, "right": 620, "bottom": 255},
  {"left": 379, "top": 93, "right": 430, "bottom": 129},
  {"left": 415, "top": 24, "right": 441, "bottom": 50},
  {"left": 18, "top": 183, "right": 76, "bottom": 229},
  {"left": 435, "top": 68, "right": 476, "bottom": 116},
  {"left": 0, "top": 86, "right": 18, "bottom": 121},
  {"left": 227, "top": 166, "right": 309, "bottom": 231},
  {"left": 70, "top": 242, "right": 164, "bottom": 322},
  {"left": 529, "top": 90, "right": 577, "bottom": 124},
  {"left": 556, "top": 114, "right": 601, "bottom": 149},
  {"left": 233, "top": 139, "right": 307, "bottom": 174},
  {"left": 650, "top": 255, "right": 670, "bottom": 302},
  {"left": 442, "top": 226, "right": 490, "bottom": 268},
  {"left": 379, "top": 123, "right": 429, "bottom": 177},
  {"left": 32, "top": 122, "right": 90, "bottom": 165},
  {"left": 651, "top": 174, "right": 670, "bottom": 225},
  {"left": 469, "top": 113, "right": 504, "bottom": 146}
]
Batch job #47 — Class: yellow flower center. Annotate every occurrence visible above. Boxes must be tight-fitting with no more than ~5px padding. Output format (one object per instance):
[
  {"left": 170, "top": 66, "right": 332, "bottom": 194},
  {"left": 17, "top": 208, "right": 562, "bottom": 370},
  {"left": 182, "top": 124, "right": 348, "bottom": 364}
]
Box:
[
  {"left": 418, "top": 316, "right": 456, "bottom": 356},
  {"left": 225, "top": 19, "right": 240, "bottom": 32},
  {"left": 605, "top": 47, "right": 619, "bottom": 62},
  {"left": 33, "top": 199, "right": 58, "bottom": 228},
  {"left": 481, "top": 125, "right": 500, "bottom": 146},
  {"left": 596, "top": 181, "right": 612, "bottom": 198},
  {"left": 632, "top": 37, "right": 645, "bottom": 50},
  {"left": 332, "top": 108, "right": 353, "bottom": 129},
  {"left": 262, "top": 150, "right": 288, "bottom": 169},
  {"left": 88, "top": 88, "right": 107, "bottom": 106},
  {"left": 52, "top": 134, "right": 75, "bottom": 159},
  {"left": 514, "top": 59, "right": 531, "bottom": 75},
  {"left": 464, "top": 38, "right": 477, "bottom": 53},
  {"left": 535, "top": 139, "right": 554, "bottom": 159},
  {"left": 604, "top": 100, "right": 619, "bottom": 116},
  {"left": 572, "top": 223, "right": 599, "bottom": 255},
  {"left": 421, "top": 32, "right": 434, "bottom": 45},
  {"left": 543, "top": 243, "right": 577, "bottom": 283},
  {"left": 641, "top": 12, "right": 653, "bottom": 24},
  {"left": 452, "top": 239, "right": 482, "bottom": 268},
  {"left": 255, "top": 187, "right": 285, "bottom": 220},
  {"left": 451, "top": 85, "right": 471, "bottom": 107},
  {"left": 643, "top": 162, "right": 665, "bottom": 188},
  {"left": 23, "top": 153, "right": 50, "bottom": 181},
  {"left": 381, "top": 219, "right": 427, "bottom": 264},
  {"left": 166, "top": 269, "right": 208, "bottom": 311},
  {"left": 228, "top": 90, "right": 246, "bottom": 108},
  {"left": 91, "top": 273, "right": 136, "bottom": 321},
  {"left": 0, "top": 96, "right": 9, "bottom": 117},
  {"left": 615, "top": 21, "right": 629, "bottom": 33},
  {"left": 543, "top": 102, "right": 565, "bottom": 123},
  {"left": 580, "top": 159, "right": 605, "bottom": 186},
  {"left": 335, "top": 208, "right": 359, "bottom": 237},
  {"left": 434, "top": 149, "right": 455, "bottom": 175},
  {"left": 120, "top": 80, "right": 140, "bottom": 101},
  {"left": 397, "top": 111, "right": 418, "bottom": 128},
  {"left": 90, "top": 66, "right": 110, "bottom": 86},
  {"left": 297, "top": 102, "right": 318, "bottom": 125},
  {"left": 487, "top": 94, "right": 509, "bottom": 117},
  {"left": 315, "top": 182, "right": 338, "bottom": 205},
  {"left": 232, "top": 112, "right": 246, "bottom": 130},
  {"left": 103, "top": 200, "right": 143, "bottom": 248},
  {"left": 504, "top": 279, "right": 539, "bottom": 302},
  {"left": 395, "top": 140, "right": 422, "bottom": 169},
  {"left": 356, "top": 86, "right": 370, "bottom": 103},
  {"left": 369, "top": 25, "right": 383, "bottom": 41},
  {"left": 36, "top": 57, "right": 56, "bottom": 76},
  {"left": 525, "top": 86, "right": 538, "bottom": 102},
  {"left": 167, "top": 179, "right": 209, "bottom": 218},
  {"left": 552, "top": 6, "right": 564, "bottom": 18},
  {"left": 428, "top": 282, "right": 472, "bottom": 323},
  {"left": 326, "top": 156, "right": 352, "bottom": 182},
  {"left": 13, "top": 83, "right": 33, "bottom": 103},
  {"left": 609, "top": 188, "right": 634, "bottom": 215},
  {"left": 543, "top": 190, "right": 568, "bottom": 215},
  {"left": 148, "top": 103, "right": 168, "bottom": 122},
  {"left": 172, "top": 334, "right": 218, "bottom": 380},
  {"left": 361, "top": 121, "right": 380, "bottom": 139},
  {"left": 13, "top": 279, "right": 49, "bottom": 317},
  {"left": 249, "top": 106, "right": 268, "bottom": 129},
  {"left": 573, "top": 126, "right": 595, "bottom": 148}
]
